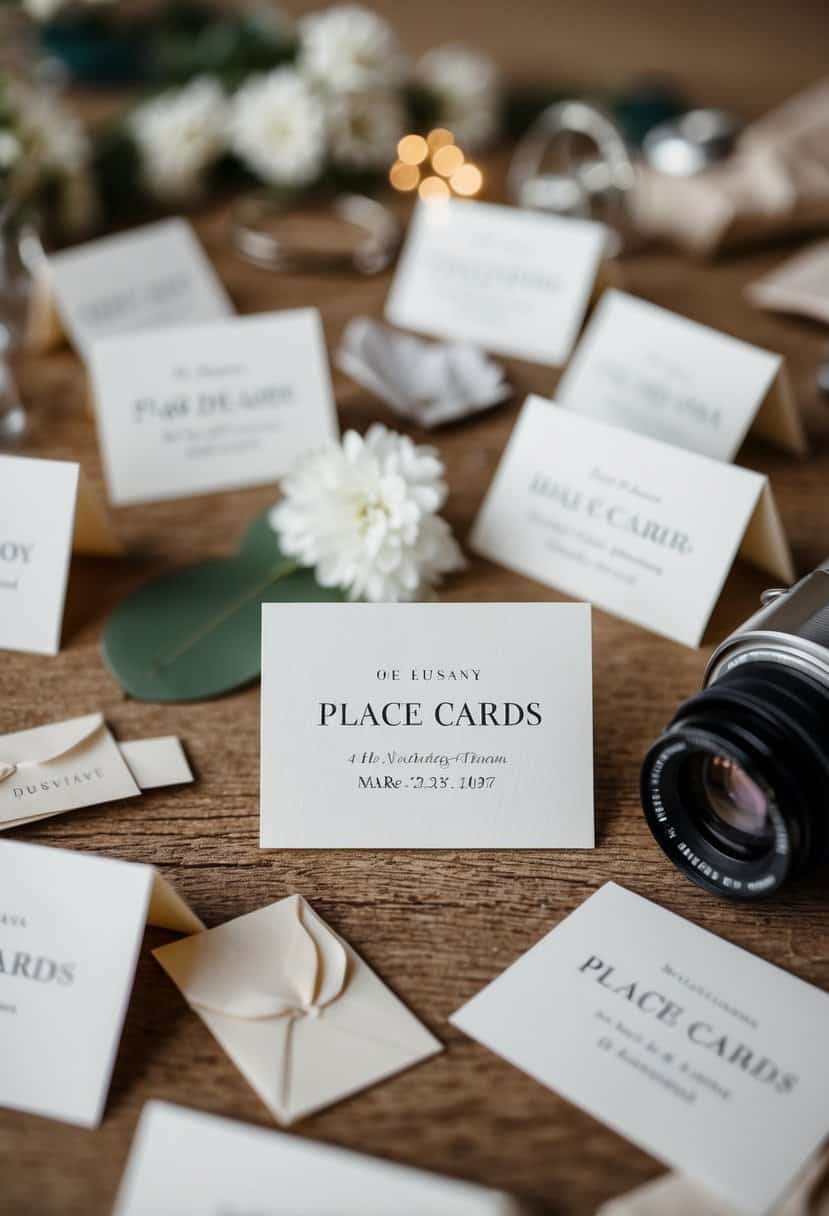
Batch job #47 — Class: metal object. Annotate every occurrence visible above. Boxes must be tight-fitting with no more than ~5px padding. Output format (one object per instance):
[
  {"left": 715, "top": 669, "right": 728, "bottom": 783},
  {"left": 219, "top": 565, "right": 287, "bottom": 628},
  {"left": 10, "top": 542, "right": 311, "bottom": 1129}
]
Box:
[
  {"left": 230, "top": 193, "right": 400, "bottom": 276},
  {"left": 706, "top": 562, "right": 829, "bottom": 690},
  {"left": 642, "top": 107, "right": 741, "bottom": 177},
  {"left": 507, "top": 99, "right": 637, "bottom": 254}
]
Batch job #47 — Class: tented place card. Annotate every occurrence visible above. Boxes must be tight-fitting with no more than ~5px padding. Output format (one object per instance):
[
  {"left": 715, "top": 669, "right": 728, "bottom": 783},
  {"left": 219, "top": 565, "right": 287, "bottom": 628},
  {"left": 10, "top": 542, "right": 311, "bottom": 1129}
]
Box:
[
  {"left": 0, "top": 840, "right": 202, "bottom": 1127},
  {"left": 385, "top": 199, "right": 606, "bottom": 366},
  {"left": 451, "top": 882, "right": 829, "bottom": 1216},
  {"left": 470, "top": 398, "right": 795, "bottom": 648},
  {"left": 556, "top": 289, "right": 805, "bottom": 460},
  {"left": 113, "top": 1101, "right": 524, "bottom": 1215},
  {"left": 0, "top": 712, "right": 192, "bottom": 832},
  {"left": 260, "top": 602, "right": 594, "bottom": 848},
  {"left": 38, "top": 217, "right": 232, "bottom": 355},
  {"left": 153, "top": 894, "right": 442, "bottom": 1124},
  {"left": 89, "top": 308, "right": 338, "bottom": 505},
  {"left": 0, "top": 454, "right": 121, "bottom": 655},
  {"left": 747, "top": 240, "right": 829, "bottom": 326}
]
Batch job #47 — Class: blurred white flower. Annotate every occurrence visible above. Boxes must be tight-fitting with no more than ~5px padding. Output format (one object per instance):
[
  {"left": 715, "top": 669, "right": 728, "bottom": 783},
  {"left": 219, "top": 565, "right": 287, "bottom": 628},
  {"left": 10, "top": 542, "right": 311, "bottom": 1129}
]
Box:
[
  {"left": 326, "top": 90, "right": 405, "bottom": 170},
  {"left": 1, "top": 77, "right": 92, "bottom": 219},
  {"left": 270, "top": 424, "right": 466, "bottom": 602},
  {"left": 415, "top": 44, "right": 500, "bottom": 150},
  {"left": 0, "top": 132, "right": 20, "bottom": 172},
  {"left": 229, "top": 67, "right": 326, "bottom": 187},
  {"left": 131, "top": 77, "right": 227, "bottom": 203},
  {"left": 298, "top": 5, "right": 405, "bottom": 94}
]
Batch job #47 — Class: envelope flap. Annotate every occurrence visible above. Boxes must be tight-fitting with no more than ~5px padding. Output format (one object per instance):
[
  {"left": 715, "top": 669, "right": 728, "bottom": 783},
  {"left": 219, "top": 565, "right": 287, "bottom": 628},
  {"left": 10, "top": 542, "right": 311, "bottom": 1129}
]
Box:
[
  {"left": 0, "top": 713, "right": 105, "bottom": 781},
  {"left": 153, "top": 894, "right": 347, "bottom": 1020}
]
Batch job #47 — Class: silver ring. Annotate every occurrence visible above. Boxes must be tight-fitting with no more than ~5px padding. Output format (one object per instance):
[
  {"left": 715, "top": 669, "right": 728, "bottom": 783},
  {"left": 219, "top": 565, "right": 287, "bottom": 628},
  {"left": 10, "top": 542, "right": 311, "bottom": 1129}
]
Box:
[{"left": 230, "top": 193, "right": 400, "bottom": 276}]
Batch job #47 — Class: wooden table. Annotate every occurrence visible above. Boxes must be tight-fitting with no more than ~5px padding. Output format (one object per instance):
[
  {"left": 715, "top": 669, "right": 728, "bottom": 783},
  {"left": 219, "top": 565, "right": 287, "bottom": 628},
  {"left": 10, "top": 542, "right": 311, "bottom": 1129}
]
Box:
[{"left": 2, "top": 49, "right": 829, "bottom": 1216}]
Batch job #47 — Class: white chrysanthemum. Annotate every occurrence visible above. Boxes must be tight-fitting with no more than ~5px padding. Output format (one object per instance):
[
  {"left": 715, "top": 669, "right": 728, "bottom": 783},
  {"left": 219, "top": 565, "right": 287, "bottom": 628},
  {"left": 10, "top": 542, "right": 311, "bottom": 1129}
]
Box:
[
  {"left": 298, "top": 5, "right": 405, "bottom": 94},
  {"left": 415, "top": 44, "right": 500, "bottom": 150},
  {"left": 326, "top": 90, "right": 405, "bottom": 170},
  {"left": 130, "top": 77, "right": 226, "bottom": 203},
  {"left": 270, "top": 424, "right": 466, "bottom": 602},
  {"left": 229, "top": 67, "right": 326, "bottom": 187}
]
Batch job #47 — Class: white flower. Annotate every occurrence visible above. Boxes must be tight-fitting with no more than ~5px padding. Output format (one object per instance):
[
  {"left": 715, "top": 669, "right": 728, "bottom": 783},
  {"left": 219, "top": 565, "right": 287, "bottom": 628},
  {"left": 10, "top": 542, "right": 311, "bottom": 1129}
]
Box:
[
  {"left": 0, "top": 132, "right": 20, "bottom": 172},
  {"left": 326, "top": 90, "right": 405, "bottom": 170},
  {"left": 0, "top": 78, "right": 91, "bottom": 215},
  {"left": 298, "top": 5, "right": 405, "bottom": 94},
  {"left": 229, "top": 67, "right": 326, "bottom": 188},
  {"left": 415, "top": 44, "right": 500, "bottom": 150},
  {"left": 270, "top": 424, "right": 466, "bottom": 602},
  {"left": 130, "top": 77, "right": 227, "bottom": 203}
]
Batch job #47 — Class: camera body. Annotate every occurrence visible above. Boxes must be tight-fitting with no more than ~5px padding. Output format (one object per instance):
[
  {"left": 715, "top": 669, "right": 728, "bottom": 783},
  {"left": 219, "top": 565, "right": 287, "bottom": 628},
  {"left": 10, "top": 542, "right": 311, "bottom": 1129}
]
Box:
[{"left": 641, "top": 563, "right": 829, "bottom": 899}]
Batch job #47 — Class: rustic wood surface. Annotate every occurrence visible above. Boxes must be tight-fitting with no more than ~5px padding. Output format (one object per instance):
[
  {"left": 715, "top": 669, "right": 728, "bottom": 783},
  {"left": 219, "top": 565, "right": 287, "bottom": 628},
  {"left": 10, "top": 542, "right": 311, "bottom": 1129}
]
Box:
[{"left": 2, "top": 10, "right": 829, "bottom": 1213}]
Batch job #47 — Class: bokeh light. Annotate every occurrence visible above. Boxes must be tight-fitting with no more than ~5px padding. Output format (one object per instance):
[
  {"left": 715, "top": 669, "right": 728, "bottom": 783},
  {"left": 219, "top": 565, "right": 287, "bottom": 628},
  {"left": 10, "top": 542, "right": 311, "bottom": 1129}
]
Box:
[
  {"left": 427, "top": 127, "right": 454, "bottom": 153},
  {"left": 418, "top": 174, "right": 450, "bottom": 201},
  {"left": 389, "top": 160, "right": 420, "bottom": 191},
  {"left": 397, "top": 134, "right": 428, "bottom": 165},
  {"left": 450, "top": 163, "right": 483, "bottom": 196},
  {"left": 432, "top": 144, "right": 464, "bottom": 177}
]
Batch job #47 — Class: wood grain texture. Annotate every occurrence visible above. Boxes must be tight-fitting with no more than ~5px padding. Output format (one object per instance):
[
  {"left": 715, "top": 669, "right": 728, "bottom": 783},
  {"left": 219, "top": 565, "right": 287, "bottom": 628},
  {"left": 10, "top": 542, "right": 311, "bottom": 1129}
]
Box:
[{"left": 2, "top": 15, "right": 829, "bottom": 1210}]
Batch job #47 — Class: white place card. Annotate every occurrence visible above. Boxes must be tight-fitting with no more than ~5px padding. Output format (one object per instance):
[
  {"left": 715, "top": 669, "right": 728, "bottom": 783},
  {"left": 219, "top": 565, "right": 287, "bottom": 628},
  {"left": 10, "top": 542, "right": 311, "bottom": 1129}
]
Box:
[
  {"left": 0, "top": 455, "right": 122, "bottom": 655},
  {"left": 89, "top": 308, "right": 338, "bottom": 506},
  {"left": 557, "top": 289, "right": 805, "bottom": 460},
  {"left": 451, "top": 882, "right": 829, "bottom": 1216},
  {"left": 385, "top": 199, "right": 606, "bottom": 365},
  {"left": 260, "top": 602, "right": 594, "bottom": 848},
  {"left": 0, "top": 840, "right": 202, "bottom": 1127},
  {"left": 42, "top": 217, "right": 232, "bottom": 355},
  {"left": 114, "top": 1101, "right": 523, "bottom": 1215},
  {"left": 470, "top": 398, "right": 795, "bottom": 648}
]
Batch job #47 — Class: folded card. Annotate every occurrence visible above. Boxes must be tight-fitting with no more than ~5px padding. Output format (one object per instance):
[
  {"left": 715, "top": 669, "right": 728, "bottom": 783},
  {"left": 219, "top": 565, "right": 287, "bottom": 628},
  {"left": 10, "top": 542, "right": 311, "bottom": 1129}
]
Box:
[
  {"left": 557, "top": 289, "right": 805, "bottom": 459},
  {"left": 747, "top": 239, "right": 829, "bottom": 326},
  {"left": 0, "top": 839, "right": 202, "bottom": 1126},
  {"left": 0, "top": 712, "right": 193, "bottom": 832},
  {"left": 153, "top": 893, "right": 442, "bottom": 1125},
  {"left": 385, "top": 199, "right": 606, "bottom": 365},
  {"left": 89, "top": 308, "right": 338, "bottom": 506},
  {"left": 470, "top": 398, "right": 795, "bottom": 648},
  {"left": 451, "top": 882, "right": 829, "bottom": 1216},
  {"left": 260, "top": 602, "right": 594, "bottom": 848},
  {"left": 113, "top": 1100, "right": 524, "bottom": 1215},
  {"left": 34, "top": 217, "right": 232, "bottom": 356}
]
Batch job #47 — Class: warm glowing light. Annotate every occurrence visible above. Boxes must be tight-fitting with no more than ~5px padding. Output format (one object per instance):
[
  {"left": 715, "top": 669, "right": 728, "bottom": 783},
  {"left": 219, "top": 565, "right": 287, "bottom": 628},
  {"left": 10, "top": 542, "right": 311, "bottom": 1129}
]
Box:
[
  {"left": 427, "top": 127, "right": 454, "bottom": 153},
  {"left": 418, "top": 174, "right": 450, "bottom": 201},
  {"left": 432, "top": 143, "right": 464, "bottom": 177},
  {"left": 397, "top": 133, "right": 428, "bottom": 165},
  {"left": 389, "top": 160, "right": 420, "bottom": 191},
  {"left": 449, "top": 162, "right": 483, "bottom": 196}
]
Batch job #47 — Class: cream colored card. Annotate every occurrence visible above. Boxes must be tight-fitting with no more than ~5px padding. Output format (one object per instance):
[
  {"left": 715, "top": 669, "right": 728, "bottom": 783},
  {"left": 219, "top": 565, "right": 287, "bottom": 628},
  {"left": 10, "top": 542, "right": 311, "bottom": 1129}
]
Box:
[
  {"left": 470, "top": 398, "right": 794, "bottom": 648},
  {"left": 451, "top": 883, "right": 829, "bottom": 1216},
  {"left": 0, "top": 839, "right": 202, "bottom": 1127},
  {"left": 260, "top": 602, "right": 594, "bottom": 849},
  {"left": 114, "top": 1101, "right": 524, "bottom": 1216},
  {"left": 557, "top": 289, "right": 805, "bottom": 459},
  {"left": 747, "top": 240, "right": 829, "bottom": 326},
  {"left": 153, "top": 893, "right": 442, "bottom": 1125},
  {"left": 385, "top": 199, "right": 606, "bottom": 365},
  {"left": 40, "top": 217, "right": 232, "bottom": 356},
  {"left": 0, "top": 713, "right": 193, "bottom": 831},
  {"left": 88, "top": 308, "right": 338, "bottom": 506}
]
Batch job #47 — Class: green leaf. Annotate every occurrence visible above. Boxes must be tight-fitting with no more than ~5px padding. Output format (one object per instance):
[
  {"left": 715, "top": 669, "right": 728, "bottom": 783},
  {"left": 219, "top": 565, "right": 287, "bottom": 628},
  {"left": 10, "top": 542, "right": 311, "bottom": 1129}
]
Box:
[{"left": 102, "top": 509, "right": 344, "bottom": 703}]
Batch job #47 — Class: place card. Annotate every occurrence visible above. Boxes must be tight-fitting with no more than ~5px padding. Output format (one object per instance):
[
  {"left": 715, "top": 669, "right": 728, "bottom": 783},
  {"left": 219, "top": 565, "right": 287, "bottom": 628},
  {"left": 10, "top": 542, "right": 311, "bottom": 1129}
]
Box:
[
  {"left": 0, "top": 840, "right": 202, "bottom": 1127},
  {"left": 0, "top": 712, "right": 193, "bottom": 832},
  {"left": 747, "top": 240, "right": 829, "bottom": 326},
  {"left": 556, "top": 289, "right": 805, "bottom": 460},
  {"left": 451, "top": 882, "right": 829, "bottom": 1216},
  {"left": 88, "top": 308, "right": 338, "bottom": 506},
  {"left": 154, "top": 893, "right": 442, "bottom": 1124},
  {"left": 260, "top": 602, "right": 594, "bottom": 848},
  {"left": 37, "top": 217, "right": 232, "bottom": 356},
  {"left": 385, "top": 199, "right": 606, "bottom": 365},
  {"left": 470, "top": 398, "right": 795, "bottom": 648},
  {"left": 113, "top": 1101, "right": 523, "bottom": 1215},
  {"left": 0, "top": 455, "right": 122, "bottom": 655}
]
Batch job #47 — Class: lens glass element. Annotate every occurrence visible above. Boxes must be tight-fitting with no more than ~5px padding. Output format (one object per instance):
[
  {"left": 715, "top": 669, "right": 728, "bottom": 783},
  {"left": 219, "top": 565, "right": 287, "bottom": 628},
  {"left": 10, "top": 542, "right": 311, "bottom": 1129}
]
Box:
[{"left": 686, "top": 752, "right": 776, "bottom": 860}]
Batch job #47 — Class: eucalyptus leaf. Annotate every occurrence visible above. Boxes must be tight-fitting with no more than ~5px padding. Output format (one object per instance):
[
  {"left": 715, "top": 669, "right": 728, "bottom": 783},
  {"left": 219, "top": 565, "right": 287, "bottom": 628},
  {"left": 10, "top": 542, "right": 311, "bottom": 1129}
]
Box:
[{"left": 102, "top": 509, "right": 343, "bottom": 703}]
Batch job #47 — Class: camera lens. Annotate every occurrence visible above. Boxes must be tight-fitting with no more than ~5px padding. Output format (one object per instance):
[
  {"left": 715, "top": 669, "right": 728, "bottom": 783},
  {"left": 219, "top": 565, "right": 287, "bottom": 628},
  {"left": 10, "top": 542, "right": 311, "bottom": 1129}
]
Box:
[{"left": 641, "top": 661, "right": 829, "bottom": 899}]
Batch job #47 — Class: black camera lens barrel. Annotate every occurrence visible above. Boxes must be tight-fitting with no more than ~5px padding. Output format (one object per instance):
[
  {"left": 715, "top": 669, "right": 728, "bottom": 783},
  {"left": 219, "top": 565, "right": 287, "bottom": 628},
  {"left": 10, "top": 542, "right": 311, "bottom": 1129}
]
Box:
[{"left": 641, "top": 660, "right": 829, "bottom": 899}]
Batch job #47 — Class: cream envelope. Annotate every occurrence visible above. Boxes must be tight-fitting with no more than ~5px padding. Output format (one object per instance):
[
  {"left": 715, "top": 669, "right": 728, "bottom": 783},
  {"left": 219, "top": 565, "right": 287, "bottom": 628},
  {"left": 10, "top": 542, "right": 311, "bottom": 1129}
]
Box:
[
  {"left": 153, "top": 893, "right": 442, "bottom": 1125},
  {"left": 0, "top": 712, "right": 193, "bottom": 831}
]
